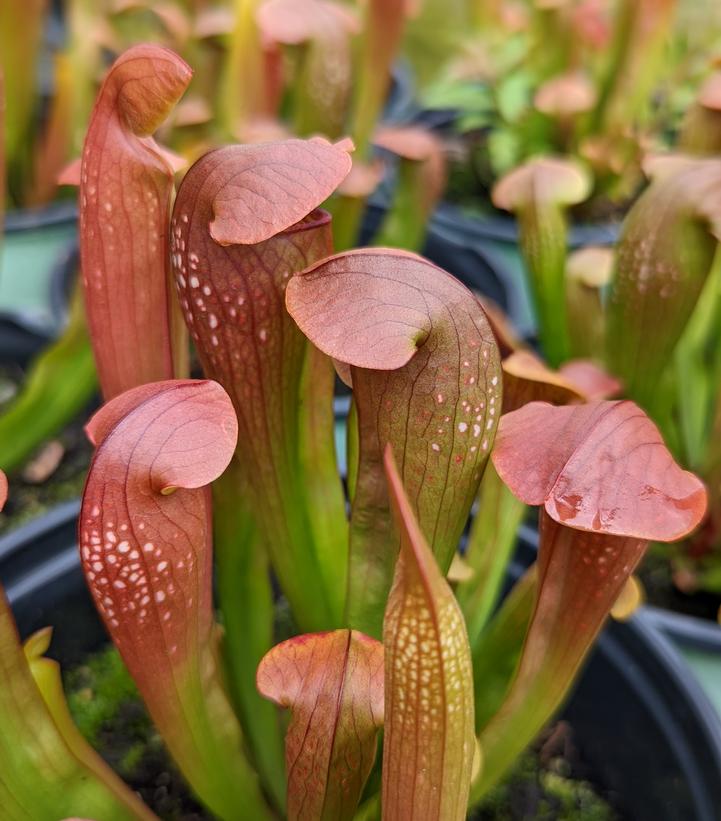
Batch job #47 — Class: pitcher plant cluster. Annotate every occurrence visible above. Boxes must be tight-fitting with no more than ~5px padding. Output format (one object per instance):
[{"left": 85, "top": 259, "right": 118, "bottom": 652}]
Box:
[
  {"left": 0, "top": 44, "right": 709, "bottom": 821},
  {"left": 492, "top": 134, "right": 721, "bottom": 593},
  {"left": 0, "top": 0, "right": 444, "bottom": 478}
]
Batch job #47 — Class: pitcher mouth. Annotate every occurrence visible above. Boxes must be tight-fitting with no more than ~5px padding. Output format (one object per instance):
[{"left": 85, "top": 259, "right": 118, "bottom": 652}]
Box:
[{"left": 281, "top": 208, "right": 331, "bottom": 236}]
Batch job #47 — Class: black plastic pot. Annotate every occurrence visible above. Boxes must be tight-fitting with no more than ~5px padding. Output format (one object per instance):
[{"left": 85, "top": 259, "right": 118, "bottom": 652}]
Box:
[
  {"left": 510, "top": 528, "right": 721, "bottom": 821},
  {"left": 0, "top": 500, "right": 106, "bottom": 666},
  {"left": 1, "top": 203, "right": 78, "bottom": 364},
  {"left": 2, "top": 503, "right": 720, "bottom": 820},
  {"left": 643, "top": 605, "right": 721, "bottom": 731}
]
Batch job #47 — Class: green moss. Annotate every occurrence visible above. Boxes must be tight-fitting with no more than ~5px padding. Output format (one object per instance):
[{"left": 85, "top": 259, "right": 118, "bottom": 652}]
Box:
[
  {"left": 67, "top": 647, "right": 615, "bottom": 821},
  {"left": 542, "top": 771, "right": 615, "bottom": 821},
  {"left": 473, "top": 748, "right": 617, "bottom": 820},
  {"left": 118, "top": 741, "right": 146, "bottom": 776},
  {"left": 65, "top": 647, "right": 212, "bottom": 818},
  {"left": 65, "top": 645, "right": 141, "bottom": 747}
]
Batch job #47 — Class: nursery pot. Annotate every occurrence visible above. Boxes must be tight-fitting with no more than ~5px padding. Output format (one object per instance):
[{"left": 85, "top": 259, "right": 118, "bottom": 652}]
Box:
[
  {"left": 510, "top": 528, "right": 721, "bottom": 821},
  {"left": 1, "top": 501, "right": 720, "bottom": 820},
  {"left": 1, "top": 203, "right": 78, "bottom": 364},
  {"left": 643, "top": 606, "right": 721, "bottom": 733}
]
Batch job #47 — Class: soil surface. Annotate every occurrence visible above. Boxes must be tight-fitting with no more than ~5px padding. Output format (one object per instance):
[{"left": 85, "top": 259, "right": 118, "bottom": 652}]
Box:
[{"left": 66, "top": 646, "right": 617, "bottom": 821}]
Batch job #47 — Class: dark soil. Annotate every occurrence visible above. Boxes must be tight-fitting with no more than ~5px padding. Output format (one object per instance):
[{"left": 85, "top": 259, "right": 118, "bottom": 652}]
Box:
[{"left": 66, "top": 645, "right": 616, "bottom": 821}]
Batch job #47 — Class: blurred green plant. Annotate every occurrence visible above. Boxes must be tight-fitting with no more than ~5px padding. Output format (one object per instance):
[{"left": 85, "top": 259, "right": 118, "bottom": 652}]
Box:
[
  {"left": 419, "top": 0, "right": 721, "bottom": 215},
  {"left": 0, "top": 45, "right": 707, "bottom": 821},
  {"left": 497, "top": 146, "right": 721, "bottom": 594}
]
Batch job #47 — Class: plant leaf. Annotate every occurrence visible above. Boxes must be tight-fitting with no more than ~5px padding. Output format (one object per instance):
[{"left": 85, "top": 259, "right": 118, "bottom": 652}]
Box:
[
  {"left": 0, "top": 596, "right": 155, "bottom": 821},
  {"left": 455, "top": 461, "right": 527, "bottom": 645},
  {"left": 373, "top": 126, "right": 447, "bottom": 251},
  {"left": 558, "top": 360, "right": 622, "bottom": 400},
  {"left": 610, "top": 574, "right": 644, "bottom": 620},
  {"left": 0, "top": 471, "right": 155, "bottom": 821},
  {"left": 330, "top": 0, "right": 408, "bottom": 248},
  {"left": 0, "top": 285, "right": 97, "bottom": 474},
  {"left": 680, "top": 73, "right": 721, "bottom": 155},
  {"left": 501, "top": 351, "right": 621, "bottom": 413},
  {"left": 459, "top": 351, "right": 619, "bottom": 647},
  {"left": 382, "top": 446, "right": 475, "bottom": 821},
  {"left": 605, "top": 158, "right": 721, "bottom": 412},
  {"left": 80, "top": 379, "right": 271, "bottom": 820},
  {"left": 213, "top": 461, "right": 286, "bottom": 813},
  {"left": 594, "top": 0, "right": 677, "bottom": 135},
  {"left": 672, "top": 245, "right": 721, "bottom": 470},
  {"left": 298, "top": 343, "right": 350, "bottom": 597},
  {"left": 80, "top": 44, "right": 191, "bottom": 399},
  {"left": 471, "top": 510, "right": 649, "bottom": 799},
  {"left": 492, "top": 158, "right": 591, "bottom": 367},
  {"left": 501, "top": 350, "right": 584, "bottom": 413},
  {"left": 257, "top": 629, "right": 384, "bottom": 821},
  {"left": 350, "top": 0, "right": 407, "bottom": 156},
  {"left": 257, "top": 0, "right": 359, "bottom": 139},
  {"left": 172, "top": 139, "right": 353, "bottom": 631},
  {"left": 492, "top": 400, "right": 707, "bottom": 540},
  {"left": 25, "top": 52, "right": 73, "bottom": 206},
  {"left": 471, "top": 566, "right": 536, "bottom": 734},
  {"left": 0, "top": 0, "right": 46, "bottom": 204},
  {"left": 204, "top": 137, "right": 352, "bottom": 244},
  {"left": 470, "top": 397, "right": 708, "bottom": 800},
  {"left": 22, "top": 628, "right": 156, "bottom": 821},
  {"left": 565, "top": 245, "right": 613, "bottom": 360},
  {"left": 257, "top": 0, "right": 359, "bottom": 45},
  {"left": 287, "top": 248, "right": 502, "bottom": 637},
  {"left": 218, "top": 0, "right": 280, "bottom": 138}
]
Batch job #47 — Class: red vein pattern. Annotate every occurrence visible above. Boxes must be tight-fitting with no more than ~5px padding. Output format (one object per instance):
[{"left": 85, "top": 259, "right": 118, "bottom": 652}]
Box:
[
  {"left": 257, "top": 629, "right": 384, "bottom": 821},
  {"left": 79, "top": 45, "right": 191, "bottom": 399},
  {"left": 80, "top": 380, "right": 236, "bottom": 690},
  {"left": 605, "top": 159, "right": 721, "bottom": 406},
  {"left": 382, "top": 448, "right": 475, "bottom": 821},
  {"left": 192, "top": 138, "right": 352, "bottom": 245},
  {"left": 286, "top": 248, "right": 502, "bottom": 636},
  {"left": 492, "top": 400, "right": 707, "bottom": 540},
  {"left": 501, "top": 350, "right": 584, "bottom": 414},
  {"left": 78, "top": 380, "right": 269, "bottom": 818},
  {"left": 170, "top": 138, "right": 353, "bottom": 630},
  {"left": 474, "top": 509, "right": 648, "bottom": 794},
  {"left": 474, "top": 399, "right": 707, "bottom": 794}
]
